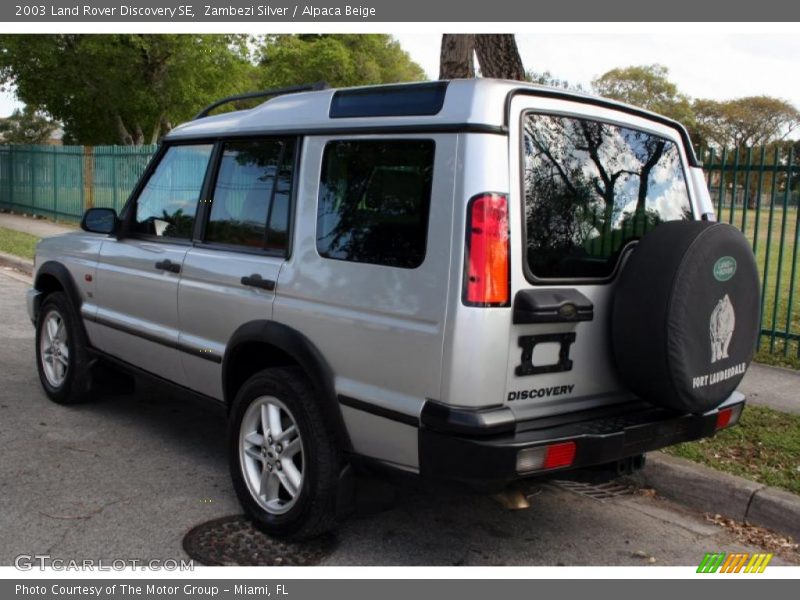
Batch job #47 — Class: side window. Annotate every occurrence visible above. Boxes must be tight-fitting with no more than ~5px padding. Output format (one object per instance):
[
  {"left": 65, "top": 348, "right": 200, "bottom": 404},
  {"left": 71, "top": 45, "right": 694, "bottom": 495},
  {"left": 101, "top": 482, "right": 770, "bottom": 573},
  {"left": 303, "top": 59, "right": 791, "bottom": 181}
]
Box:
[
  {"left": 316, "top": 139, "right": 435, "bottom": 268},
  {"left": 522, "top": 113, "right": 692, "bottom": 279},
  {"left": 205, "top": 138, "right": 296, "bottom": 251},
  {"left": 133, "top": 144, "right": 213, "bottom": 239}
]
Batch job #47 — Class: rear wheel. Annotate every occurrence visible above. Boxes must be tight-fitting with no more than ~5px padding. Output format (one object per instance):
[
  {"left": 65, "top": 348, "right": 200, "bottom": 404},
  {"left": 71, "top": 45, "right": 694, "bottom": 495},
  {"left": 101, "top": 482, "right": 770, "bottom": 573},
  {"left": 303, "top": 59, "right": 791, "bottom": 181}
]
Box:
[
  {"left": 228, "top": 367, "right": 341, "bottom": 539},
  {"left": 35, "top": 292, "right": 92, "bottom": 404}
]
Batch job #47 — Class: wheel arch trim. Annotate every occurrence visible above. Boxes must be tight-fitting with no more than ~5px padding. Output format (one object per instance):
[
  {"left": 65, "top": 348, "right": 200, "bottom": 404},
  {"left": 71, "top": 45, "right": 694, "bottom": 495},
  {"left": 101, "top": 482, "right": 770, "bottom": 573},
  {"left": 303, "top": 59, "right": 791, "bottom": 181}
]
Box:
[
  {"left": 222, "top": 320, "right": 352, "bottom": 451},
  {"left": 34, "top": 262, "right": 83, "bottom": 305}
]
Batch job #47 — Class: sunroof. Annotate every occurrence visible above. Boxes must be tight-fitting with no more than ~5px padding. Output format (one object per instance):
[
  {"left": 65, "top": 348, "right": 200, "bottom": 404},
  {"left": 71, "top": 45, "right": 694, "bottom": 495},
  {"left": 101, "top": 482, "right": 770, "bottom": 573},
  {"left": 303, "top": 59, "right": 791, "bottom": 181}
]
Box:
[{"left": 329, "top": 82, "right": 448, "bottom": 119}]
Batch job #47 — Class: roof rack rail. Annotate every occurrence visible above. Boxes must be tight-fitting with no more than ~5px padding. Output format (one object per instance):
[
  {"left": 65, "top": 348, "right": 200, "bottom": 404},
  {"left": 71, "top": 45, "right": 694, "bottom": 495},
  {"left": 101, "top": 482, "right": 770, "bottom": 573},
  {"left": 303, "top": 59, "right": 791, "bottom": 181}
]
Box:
[{"left": 193, "top": 81, "right": 329, "bottom": 120}]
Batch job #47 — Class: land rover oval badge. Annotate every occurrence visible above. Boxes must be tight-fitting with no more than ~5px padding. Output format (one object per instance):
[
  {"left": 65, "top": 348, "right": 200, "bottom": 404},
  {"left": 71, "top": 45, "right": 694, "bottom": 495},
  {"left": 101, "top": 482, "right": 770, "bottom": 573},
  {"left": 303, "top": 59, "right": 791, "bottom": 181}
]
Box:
[{"left": 713, "top": 256, "right": 737, "bottom": 282}]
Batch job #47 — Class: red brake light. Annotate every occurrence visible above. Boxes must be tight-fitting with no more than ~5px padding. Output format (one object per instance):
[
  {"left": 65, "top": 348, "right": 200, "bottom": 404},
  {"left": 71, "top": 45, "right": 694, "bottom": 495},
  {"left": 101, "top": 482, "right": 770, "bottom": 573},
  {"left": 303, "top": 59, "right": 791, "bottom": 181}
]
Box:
[
  {"left": 464, "top": 193, "right": 510, "bottom": 306},
  {"left": 543, "top": 441, "right": 577, "bottom": 469},
  {"left": 716, "top": 407, "right": 733, "bottom": 430}
]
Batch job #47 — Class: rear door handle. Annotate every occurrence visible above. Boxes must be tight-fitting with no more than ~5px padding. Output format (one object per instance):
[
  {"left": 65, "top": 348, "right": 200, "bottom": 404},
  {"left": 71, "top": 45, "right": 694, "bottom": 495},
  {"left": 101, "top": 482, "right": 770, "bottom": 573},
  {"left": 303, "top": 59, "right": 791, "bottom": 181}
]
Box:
[
  {"left": 241, "top": 274, "right": 276, "bottom": 291},
  {"left": 154, "top": 259, "right": 181, "bottom": 274}
]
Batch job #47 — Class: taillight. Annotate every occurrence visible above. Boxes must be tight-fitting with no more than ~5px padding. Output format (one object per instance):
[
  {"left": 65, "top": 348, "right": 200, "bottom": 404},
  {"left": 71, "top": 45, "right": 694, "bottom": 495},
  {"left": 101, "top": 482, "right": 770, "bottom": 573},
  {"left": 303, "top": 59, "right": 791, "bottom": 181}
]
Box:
[
  {"left": 463, "top": 193, "right": 510, "bottom": 306},
  {"left": 716, "top": 408, "right": 732, "bottom": 430},
  {"left": 516, "top": 441, "right": 577, "bottom": 474},
  {"left": 543, "top": 441, "right": 577, "bottom": 469},
  {"left": 715, "top": 404, "right": 743, "bottom": 431}
]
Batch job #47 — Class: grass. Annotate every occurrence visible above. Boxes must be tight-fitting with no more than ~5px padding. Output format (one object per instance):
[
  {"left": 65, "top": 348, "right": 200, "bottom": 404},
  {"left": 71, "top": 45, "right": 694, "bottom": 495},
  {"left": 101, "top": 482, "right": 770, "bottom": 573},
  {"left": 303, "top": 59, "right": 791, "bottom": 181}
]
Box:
[
  {"left": 664, "top": 405, "right": 800, "bottom": 495},
  {"left": 0, "top": 226, "right": 38, "bottom": 260}
]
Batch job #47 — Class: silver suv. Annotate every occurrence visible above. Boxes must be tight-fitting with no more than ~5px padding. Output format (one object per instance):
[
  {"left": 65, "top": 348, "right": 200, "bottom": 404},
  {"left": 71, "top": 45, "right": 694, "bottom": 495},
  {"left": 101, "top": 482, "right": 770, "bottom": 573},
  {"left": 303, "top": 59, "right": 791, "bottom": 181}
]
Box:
[{"left": 27, "top": 79, "right": 761, "bottom": 538}]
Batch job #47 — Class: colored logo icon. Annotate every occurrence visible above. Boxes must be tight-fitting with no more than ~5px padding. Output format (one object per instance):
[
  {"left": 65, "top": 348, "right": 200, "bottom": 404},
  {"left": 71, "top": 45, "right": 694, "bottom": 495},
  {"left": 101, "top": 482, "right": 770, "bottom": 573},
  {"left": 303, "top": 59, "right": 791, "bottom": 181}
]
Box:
[{"left": 697, "top": 552, "right": 773, "bottom": 573}]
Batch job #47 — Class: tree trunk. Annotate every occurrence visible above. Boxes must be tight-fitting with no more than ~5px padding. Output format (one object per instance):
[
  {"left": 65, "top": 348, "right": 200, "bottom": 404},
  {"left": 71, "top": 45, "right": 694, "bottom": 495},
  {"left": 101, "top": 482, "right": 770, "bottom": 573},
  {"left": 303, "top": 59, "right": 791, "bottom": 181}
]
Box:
[
  {"left": 150, "top": 117, "right": 162, "bottom": 146},
  {"left": 115, "top": 115, "right": 134, "bottom": 146},
  {"left": 633, "top": 141, "right": 665, "bottom": 234},
  {"left": 439, "top": 34, "right": 475, "bottom": 79},
  {"left": 133, "top": 124, "right": 145, "bottom": 146},
  {"left": 474, "top": 34, "right": 525, "bottom": 81}
]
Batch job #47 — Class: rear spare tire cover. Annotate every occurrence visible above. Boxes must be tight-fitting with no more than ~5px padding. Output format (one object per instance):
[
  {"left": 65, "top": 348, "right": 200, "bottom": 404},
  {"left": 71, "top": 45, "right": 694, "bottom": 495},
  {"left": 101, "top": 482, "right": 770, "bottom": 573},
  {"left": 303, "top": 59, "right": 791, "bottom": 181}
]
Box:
[{"left": 612, "top": 221, "right": 760, "bottom": 414}]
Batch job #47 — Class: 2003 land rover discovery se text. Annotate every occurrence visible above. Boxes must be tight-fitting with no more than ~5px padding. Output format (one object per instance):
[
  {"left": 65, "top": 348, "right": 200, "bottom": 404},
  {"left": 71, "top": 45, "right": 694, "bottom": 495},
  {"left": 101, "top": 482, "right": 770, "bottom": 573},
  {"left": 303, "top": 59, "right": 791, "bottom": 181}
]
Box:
[{"left": 27, "top": 79, "right": 761, "bottom": 538}]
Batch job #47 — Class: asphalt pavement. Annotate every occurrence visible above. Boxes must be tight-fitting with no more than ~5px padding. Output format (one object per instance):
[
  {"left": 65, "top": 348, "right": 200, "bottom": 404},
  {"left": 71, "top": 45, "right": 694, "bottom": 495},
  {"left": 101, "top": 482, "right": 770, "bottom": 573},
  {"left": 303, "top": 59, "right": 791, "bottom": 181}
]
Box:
[{"left": 0, "top": 270, "right": 795, "bottom": 566}]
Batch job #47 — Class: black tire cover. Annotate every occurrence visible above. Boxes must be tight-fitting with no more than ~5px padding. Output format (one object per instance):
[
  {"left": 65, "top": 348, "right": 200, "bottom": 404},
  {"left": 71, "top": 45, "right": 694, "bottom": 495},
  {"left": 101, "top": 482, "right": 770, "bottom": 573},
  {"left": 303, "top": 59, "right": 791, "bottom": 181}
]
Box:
[{"left": 612, "top": 221, "right": 760, "bottom": 414}]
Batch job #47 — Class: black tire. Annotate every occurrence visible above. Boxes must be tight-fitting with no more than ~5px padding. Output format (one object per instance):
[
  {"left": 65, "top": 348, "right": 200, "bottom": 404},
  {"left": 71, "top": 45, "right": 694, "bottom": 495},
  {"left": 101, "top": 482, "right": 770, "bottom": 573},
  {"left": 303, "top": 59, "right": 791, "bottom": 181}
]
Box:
[
  {"left": 228, "top": 367, "right": 341, "bottom": 540},
  {"left": 612, "top": 221, "right": 760, "bottom": 414},
  {"left": 34, "top": 291, "right": 93, "bottom": 404}
]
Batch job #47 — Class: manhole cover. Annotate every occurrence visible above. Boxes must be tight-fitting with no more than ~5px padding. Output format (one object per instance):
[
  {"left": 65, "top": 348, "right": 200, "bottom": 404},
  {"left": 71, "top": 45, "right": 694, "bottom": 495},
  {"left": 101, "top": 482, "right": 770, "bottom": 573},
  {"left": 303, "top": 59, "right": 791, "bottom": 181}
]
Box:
[
  {"left": 550, "top": 479, "right": 634, "bottom": 502},
  {"left": 182, "top": 515, "right": 336, "bottom": 566}
]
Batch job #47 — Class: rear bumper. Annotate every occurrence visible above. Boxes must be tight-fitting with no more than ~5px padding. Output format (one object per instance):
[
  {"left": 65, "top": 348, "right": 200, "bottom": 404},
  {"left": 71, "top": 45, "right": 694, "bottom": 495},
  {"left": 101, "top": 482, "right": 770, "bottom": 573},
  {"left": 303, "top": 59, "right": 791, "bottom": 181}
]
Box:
[{"left": 418, "top": 392, "right": 745, "bottom": 484}]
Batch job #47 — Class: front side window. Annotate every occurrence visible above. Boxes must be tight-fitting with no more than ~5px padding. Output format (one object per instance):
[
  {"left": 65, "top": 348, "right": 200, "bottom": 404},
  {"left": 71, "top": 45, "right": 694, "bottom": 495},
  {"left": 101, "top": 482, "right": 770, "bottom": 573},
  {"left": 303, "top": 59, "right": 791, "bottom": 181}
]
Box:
[
  {"left": 205, "top": 138, "right": 295, "bottom": 251},
  {"left": 523, "top": 113, "right": 692, "bottom": 279},
  {"left": 133, "top": 144, "right": 213, "bottom": 239},
  {"left": 316, "top": 139, "right": 435, "bottom": 269}
]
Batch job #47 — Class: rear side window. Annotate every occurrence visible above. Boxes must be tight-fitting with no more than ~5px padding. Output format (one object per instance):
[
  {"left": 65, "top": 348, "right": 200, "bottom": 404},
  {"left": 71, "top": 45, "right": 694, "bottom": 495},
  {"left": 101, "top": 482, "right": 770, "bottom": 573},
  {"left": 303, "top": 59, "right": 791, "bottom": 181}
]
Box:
[
  {"left": 522, "top": 113, "right": 692, "bottom": 280},
  {"left": 133, "top": 144, "right": 213, "bottom": 239},
  {"left": 205, "top": 138, "right": 295, "bottom": 251},
  {"left": 316, "top": 139, "right": 434, "bottom": 268}
]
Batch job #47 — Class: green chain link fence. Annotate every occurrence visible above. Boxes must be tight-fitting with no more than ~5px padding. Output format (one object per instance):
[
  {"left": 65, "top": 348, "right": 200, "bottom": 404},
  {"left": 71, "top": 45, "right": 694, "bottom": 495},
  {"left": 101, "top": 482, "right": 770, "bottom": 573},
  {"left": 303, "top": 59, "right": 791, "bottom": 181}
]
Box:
[
  {"left": 0, "top": 144, "right": 156, "bottom": 221},
  {"left": 1, "top": 142, "right": 798, "bottom": 365}
]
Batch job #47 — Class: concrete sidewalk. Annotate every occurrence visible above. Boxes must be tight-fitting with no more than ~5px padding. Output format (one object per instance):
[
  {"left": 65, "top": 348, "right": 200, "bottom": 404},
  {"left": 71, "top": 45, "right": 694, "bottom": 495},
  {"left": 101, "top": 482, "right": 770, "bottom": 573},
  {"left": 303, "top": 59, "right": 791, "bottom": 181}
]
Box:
[
  {"left": 739, "top": 363, "right": 800, "bottom": 414},
  {"left": 0, "top": 211, "right": 76, "bottom": 238}
]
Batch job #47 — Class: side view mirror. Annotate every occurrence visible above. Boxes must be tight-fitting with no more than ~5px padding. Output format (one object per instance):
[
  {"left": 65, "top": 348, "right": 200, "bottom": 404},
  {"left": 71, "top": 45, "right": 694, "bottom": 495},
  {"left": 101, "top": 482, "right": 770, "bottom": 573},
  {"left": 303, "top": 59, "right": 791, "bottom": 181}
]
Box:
[{"left": 81, "top": 208, "right": 119, "bottom": 235}]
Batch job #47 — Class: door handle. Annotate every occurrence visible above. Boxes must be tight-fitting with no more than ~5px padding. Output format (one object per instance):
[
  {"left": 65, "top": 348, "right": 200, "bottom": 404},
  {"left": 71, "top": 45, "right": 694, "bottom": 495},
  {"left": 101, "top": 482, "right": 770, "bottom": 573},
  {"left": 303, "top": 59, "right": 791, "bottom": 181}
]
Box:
[
  {"left": 241, "top": 274, "right": 276, "bottom": 291},
  {"left": 154, "top": 259, "right": 181, "bottom": 274}
]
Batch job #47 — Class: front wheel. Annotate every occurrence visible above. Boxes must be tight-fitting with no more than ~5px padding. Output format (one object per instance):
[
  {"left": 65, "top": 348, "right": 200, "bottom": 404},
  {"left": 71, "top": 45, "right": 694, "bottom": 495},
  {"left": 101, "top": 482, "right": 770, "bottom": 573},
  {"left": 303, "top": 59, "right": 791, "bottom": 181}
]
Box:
[
  {"left": 35, "top": 291, "right": 92, "bottom": 404},
  {"left": 228, "top": 367, "right": 341, "bottom": 539}
]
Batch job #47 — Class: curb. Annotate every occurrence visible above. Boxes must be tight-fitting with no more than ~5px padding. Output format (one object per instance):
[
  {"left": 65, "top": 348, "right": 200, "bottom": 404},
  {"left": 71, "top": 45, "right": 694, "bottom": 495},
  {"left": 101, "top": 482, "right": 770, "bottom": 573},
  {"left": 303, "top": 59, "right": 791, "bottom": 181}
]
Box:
[
  {"left": 633, "top": 452, "right": 800, "bottom": 541},
  {"left": 0, "top": 251, "right": 33, "bottom": 277}
]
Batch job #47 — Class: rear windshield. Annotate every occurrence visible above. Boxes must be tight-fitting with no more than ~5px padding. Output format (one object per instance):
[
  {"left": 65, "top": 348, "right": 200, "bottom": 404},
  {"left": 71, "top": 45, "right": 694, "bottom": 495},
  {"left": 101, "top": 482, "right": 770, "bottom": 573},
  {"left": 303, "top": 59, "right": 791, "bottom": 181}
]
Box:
[{"left": 522, "top": 113, "right": 692, "bottom": 280}]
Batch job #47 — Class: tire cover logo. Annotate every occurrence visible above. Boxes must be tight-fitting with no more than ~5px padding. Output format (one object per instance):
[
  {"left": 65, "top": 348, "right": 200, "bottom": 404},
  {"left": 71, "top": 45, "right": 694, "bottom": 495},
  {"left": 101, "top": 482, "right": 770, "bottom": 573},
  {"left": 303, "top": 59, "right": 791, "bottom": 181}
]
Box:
[
  {"left": 710, "top": 294, "right": 736, "bottom": 363},
  {"left": 713, "top": 256, "right": 737, "bottom": 281}
]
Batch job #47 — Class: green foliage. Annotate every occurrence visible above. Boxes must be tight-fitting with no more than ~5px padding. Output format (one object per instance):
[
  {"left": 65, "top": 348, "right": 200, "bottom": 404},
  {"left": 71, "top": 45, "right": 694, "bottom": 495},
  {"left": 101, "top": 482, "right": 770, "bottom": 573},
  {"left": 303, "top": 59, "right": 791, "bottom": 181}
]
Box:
[
  {"left": 0, "top": 34, "right": 425, "bottom": 144},
  {"left": 591, "top": 64, "right": 695, "bottom": 127},
  {"left": 256, "top": 35, "right": 425, "bottom": 89},
  {"left": 0, "top": 106, "right": 58, "bottom": 144},
  {"left": 526, "top": 70, "right": 583, "bottom": 92},
  {"left": 693, "top": 96, "right": 800, "bottom": 148},
  {"left": 0, "top": 34, "right": 254, "bottom": 145}
]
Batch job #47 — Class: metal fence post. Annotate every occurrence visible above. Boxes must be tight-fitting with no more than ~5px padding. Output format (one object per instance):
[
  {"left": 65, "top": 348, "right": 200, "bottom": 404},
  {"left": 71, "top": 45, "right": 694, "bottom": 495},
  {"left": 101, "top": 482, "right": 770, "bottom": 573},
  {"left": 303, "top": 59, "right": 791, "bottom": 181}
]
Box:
[
  {"left": 83, "top": 146, "right": 94, "bottom": 211},
  {"left": 8, "top": 145, "right": 14, "bottom": 209},
  {"left": 769, "top": 147, "right": 794, "bottom": 354},
  {"left": 52, "top": 146, "right": 58, "bottom": 221},
  {"left": 717, "top": 148, "right": 727, "bottom": 215},
  {"left": 729, "top": 147, "right": 740, "bottom": 224},
  {"left": 752, "top": 146, "right": 766, "bottom": 254},
  {"left": 741, "top": 147, "right": 753, "bottom": 235}
]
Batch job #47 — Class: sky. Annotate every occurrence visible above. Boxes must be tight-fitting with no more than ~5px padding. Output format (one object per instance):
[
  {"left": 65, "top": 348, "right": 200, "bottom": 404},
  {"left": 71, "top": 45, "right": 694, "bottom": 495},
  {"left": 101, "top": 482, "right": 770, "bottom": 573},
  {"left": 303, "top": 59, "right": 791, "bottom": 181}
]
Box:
[
  {"left": 394, "top": 33, "right": 800, "bottom": 108},
  {"left": 2, "top": 32, "right": 799, "bottom": 117}
]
